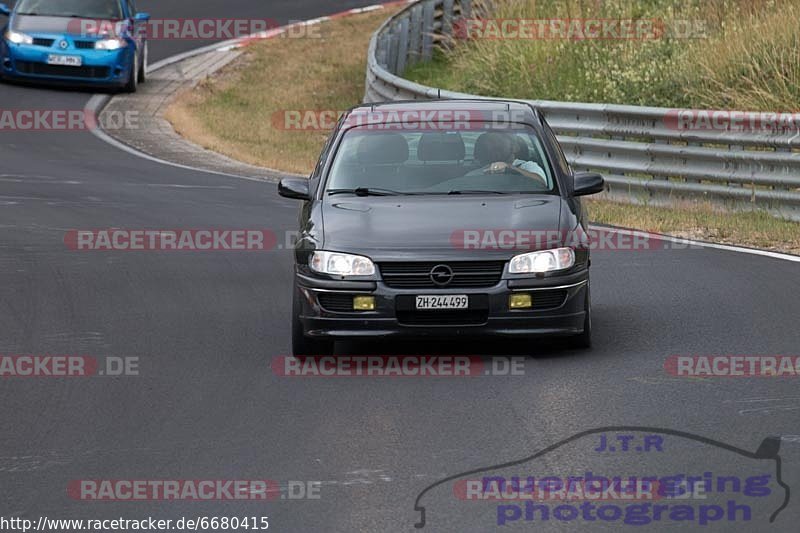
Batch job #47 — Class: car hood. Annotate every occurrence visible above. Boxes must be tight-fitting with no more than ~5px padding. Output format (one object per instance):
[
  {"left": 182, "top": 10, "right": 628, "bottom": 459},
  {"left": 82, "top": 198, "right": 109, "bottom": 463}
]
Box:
[
  {"left": 320, "top": 195, "right": 564, "bottom": 261},
  {"left": 13, "top": 15, "right": 120, "bottom": 37}
]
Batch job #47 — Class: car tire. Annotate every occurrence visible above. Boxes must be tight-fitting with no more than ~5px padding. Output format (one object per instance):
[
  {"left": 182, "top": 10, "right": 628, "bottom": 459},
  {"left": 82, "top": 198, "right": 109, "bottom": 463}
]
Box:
[
  {"left": 123, "top": 51, "right": 138, "bottom": 93},
  {"left": 137, "top": 42, "right": 147, "bottom": 84},
  {"left": 569, "top": 284, "right": 592, "bottom": 349},
  {"left": 292, "top": 285, "right": 333, "bottom": 356}
]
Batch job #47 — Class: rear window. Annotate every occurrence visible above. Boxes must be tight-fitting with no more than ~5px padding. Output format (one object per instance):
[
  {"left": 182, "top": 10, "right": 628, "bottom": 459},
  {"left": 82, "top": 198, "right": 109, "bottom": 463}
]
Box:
[{"left": 326, "top": 124, "right": 557, "bottom": 196}]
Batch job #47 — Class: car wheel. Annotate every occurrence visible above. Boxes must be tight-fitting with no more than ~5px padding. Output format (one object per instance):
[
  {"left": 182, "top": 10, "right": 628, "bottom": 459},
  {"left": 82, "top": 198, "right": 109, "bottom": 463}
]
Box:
[
  {"left": 292, "top": 285, "right": 333, "bottom": 356},
  {"left": 137, "top": 42, "right": 147, "bottom": 84},
  {"left": 569, "top": 283, "right": 592, "bottom": 349},
  {"left": 123, "top": 51, "right": 138, "bottom": 93}
]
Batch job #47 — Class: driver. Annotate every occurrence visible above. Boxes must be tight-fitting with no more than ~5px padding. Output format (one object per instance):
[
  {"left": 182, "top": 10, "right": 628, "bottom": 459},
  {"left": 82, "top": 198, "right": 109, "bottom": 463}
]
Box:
[
  {"left": 478, "top": 132, "right": 547, "bottom": 185},
  {"left": 512, "top": 136, "right": 548, "bottom": 182}
]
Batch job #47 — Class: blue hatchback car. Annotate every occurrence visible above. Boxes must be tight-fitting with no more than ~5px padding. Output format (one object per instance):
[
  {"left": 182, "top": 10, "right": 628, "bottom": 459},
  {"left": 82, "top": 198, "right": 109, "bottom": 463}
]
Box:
[{"left": 0, "top": 0, "right": 149, "bottom": 92}]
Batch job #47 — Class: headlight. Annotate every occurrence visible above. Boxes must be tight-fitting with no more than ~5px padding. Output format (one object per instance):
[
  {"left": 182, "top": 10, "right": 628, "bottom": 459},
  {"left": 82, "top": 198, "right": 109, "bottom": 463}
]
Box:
[
  {"left": 4, "top": 30, "right": 33, "bottom": 45},
  {"left": 310, "top": 251, "right": 375, "bottom": 277},
  {"left": 509, "top": 247, "right": 575, "bottom": 274},
  {"left": 95, "top": 38, "right": 127, "bottom": 50}
]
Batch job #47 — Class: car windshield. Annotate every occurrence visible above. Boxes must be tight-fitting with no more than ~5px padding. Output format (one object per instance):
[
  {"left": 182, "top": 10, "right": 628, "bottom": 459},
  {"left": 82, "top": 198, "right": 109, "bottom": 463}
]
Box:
[
  {"left": 15, "top": 0, "right": 123, "bottom": 19},
  {"left": 325, "top": 124, "right": 557, "bottom": 196}
]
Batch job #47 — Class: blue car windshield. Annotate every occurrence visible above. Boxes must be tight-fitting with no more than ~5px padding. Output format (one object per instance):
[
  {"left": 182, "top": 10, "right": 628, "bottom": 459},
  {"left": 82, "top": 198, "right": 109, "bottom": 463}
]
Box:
[
  {"left": 15, "top": 0, "right": 123, "bottom": 19},
  {"left": 326, "top": 123, "right": 558, "bottom": 196}
]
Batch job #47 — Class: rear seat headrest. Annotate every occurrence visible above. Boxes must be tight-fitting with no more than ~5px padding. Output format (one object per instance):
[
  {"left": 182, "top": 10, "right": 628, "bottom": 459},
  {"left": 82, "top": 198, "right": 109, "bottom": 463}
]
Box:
[
  {"left": 356, "top": 133, "right": 409, "bottom": 165},
  {"left": 417, "top": 132, "right": 466, "bottom": 162}
]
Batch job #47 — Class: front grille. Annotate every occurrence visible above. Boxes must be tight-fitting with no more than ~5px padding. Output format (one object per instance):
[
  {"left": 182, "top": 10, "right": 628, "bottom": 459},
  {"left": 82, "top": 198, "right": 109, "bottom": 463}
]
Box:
[
  {"left": 379, "top": 261, "right": 505, "bottom": 289},
  {"left": 15, "top": 61, "right": 110, "bottom": 79},
  {"left": 32, "top": 38, "right": 55, "bottom": 47},
  {"left": 530, "top": 289, "right": 568, "bottom": 310},
  {"left": 317, "top": 293, "right": 355, "bottom": 313},
  {"left": 397, "top": 310, "right": 488, "bottom": 326},
  {"left": 74, "top": 41, "right": 95, "bottom": 49}
]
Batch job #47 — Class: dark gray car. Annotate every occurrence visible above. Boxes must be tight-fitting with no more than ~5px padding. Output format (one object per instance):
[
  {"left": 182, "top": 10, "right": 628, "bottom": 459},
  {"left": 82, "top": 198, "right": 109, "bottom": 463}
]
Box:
[{"left": 279, "top": 99, "right": 605, "bottom": 355}]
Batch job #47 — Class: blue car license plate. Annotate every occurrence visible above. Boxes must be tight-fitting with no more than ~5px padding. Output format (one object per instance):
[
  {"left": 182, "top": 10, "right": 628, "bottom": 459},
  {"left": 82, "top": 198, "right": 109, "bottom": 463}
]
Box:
[{"left": 47, "top": 54, "right": 82, "bottom": 67}]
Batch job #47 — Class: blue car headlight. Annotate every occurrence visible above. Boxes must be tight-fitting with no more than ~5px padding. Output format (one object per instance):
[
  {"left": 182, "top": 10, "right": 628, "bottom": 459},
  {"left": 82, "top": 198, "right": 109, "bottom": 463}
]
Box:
[
  {"left": 95, "top": 38, "right": 128, "bottom": 50},
  {"left": 5, "top": 30, "right": 33, "bottom": 45}
]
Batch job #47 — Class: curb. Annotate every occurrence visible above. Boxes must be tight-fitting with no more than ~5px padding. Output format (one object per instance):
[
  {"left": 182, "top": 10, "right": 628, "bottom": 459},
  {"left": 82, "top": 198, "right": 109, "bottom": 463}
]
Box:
[
  {"left": 85, "top": 1, "right": 413, "bottom": 182},
  {"left": 590, "top": 225, "right": 800, "bottom": 264}
]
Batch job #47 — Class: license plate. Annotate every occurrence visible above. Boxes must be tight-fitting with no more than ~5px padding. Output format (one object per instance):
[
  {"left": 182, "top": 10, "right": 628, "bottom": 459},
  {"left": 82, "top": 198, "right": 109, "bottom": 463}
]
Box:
[
  {"left": 415, "top": 295, "right": 469, "bottom": 310},
  {"left": 47, "top": 54, "right": 82, "bottom": 67}
]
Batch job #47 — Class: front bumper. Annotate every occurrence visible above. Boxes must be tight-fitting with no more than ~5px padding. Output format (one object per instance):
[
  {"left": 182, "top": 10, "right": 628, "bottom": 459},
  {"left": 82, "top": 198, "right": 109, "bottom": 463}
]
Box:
[
  {"left": 295, "top": 269, "right": 589, "bottom": 339},
  {"left": 1, "top": 41, "right": 132, "bottom": 86}
]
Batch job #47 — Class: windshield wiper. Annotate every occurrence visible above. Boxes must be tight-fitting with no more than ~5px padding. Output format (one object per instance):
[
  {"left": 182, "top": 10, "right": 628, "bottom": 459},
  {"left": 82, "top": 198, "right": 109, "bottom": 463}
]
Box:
[
  {"left": 20, "top": 12, "right": 97, "bottom": 18},
  {"left": 447, "top": 190, "right": 510, "bottom": 195},
  {"left": 328, "top": 187, "right": 403, "bottom": 197}
]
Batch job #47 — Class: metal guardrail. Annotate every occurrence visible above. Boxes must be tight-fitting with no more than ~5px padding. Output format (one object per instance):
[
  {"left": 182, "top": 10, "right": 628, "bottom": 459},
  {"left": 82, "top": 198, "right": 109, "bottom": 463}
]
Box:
[{"left": 364, "top": 0, "right": 800, "bottom": 220}]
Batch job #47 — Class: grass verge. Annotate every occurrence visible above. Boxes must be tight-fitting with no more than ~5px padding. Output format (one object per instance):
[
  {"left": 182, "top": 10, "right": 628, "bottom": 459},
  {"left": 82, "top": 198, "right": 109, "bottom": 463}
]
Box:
[
  {"left": 165, "top": 8, "right": 401, "bottom": 175},
  {"left": 165, "top": 3, "right": 800, "bottom": 255},
  {"left": 587, "top": 199, "right": 800, "bottom": 255},
  {"left": 405, "top": 0, "right": 800, "bottom": 110}
]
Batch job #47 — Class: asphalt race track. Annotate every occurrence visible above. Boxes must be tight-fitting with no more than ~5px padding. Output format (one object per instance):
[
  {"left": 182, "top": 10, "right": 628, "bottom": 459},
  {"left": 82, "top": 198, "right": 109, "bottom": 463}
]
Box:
[{"left": 1, "top": 1, "right": 799, "bottom": 531}]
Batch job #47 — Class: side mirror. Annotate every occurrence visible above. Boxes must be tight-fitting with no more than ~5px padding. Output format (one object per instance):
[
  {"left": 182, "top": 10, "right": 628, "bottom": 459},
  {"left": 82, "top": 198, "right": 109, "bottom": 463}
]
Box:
[
  {"left": 134, "top": 12, "right": 150, "bottom": 22},
  {"left": 0, "top": 4, "right": 10, "bottom": 16},
  {"left": 573, "top": 172, "right": 605, "bottom": 197},
  {"left": 278, "top": 178, "right": 311, "bottom": 201}
]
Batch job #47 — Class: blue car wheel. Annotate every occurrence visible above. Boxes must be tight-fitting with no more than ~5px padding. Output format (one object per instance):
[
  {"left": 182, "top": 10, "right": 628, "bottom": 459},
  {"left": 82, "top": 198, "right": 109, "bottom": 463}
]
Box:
[
  {"left": 137, "top": 41, "right": 147, "bottom": 84},
  {"left": 123, "top": 46, "right": 138, "bottom": 93}
]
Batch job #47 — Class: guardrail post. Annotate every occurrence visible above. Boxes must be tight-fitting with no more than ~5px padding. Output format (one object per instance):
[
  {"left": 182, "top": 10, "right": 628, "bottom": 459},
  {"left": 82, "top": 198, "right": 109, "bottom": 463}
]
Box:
[
  {"left": 421, "top": 1, "right": 435, "bottom": 61},
  {"left": 442, "top": 0, "right": 455, "bottom": 41},
  {"left": 376, "top": 32, "right": 389, "bottom": 69},
  {"left": 685, "top": 142, "right": 700, "bottom": 183},
  {"left": 387, "top": 23, "right": 399, "bottom": 74},
  {"left": 408, "top": 4, "right": 423, "bottom": 67},
  {"left": 461, "top": 0, "right": 473, "bottom": 19},
  {"left": 397, "top": 18, "right": 410, "bottom": 75},
  {"left": 728, "top": 144, "right": 743, "bottom": 187},
  {"left": 653, "top": 138, "right": 667, "bottom": 179}
]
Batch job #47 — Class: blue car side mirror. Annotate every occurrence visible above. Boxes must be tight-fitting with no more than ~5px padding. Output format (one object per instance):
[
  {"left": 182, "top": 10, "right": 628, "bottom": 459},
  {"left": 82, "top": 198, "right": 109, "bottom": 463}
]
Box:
[
  {"left": 135, "top": 12, "right": 150, "bottom": 22},
  {"left": 0, "top": 4, "right": 11, "bottom": 16}
]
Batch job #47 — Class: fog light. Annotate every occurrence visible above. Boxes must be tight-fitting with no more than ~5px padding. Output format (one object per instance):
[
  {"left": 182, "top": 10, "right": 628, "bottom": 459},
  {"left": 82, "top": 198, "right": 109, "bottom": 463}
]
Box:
[
  {"left": 509, "top": 293, "right": 532, "bottom": 309},
  {"left": 353, "top": 295, "right": 375, "bottom": 311}
]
